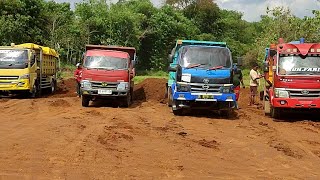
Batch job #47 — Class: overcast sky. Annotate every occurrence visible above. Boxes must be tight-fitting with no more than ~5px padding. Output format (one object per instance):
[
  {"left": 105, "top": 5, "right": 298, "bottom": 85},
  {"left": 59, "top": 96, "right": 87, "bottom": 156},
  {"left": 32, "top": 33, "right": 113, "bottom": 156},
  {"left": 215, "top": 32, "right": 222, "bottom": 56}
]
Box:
[{"left": 53, "top": 0, "right": 320, "bottom": 22}]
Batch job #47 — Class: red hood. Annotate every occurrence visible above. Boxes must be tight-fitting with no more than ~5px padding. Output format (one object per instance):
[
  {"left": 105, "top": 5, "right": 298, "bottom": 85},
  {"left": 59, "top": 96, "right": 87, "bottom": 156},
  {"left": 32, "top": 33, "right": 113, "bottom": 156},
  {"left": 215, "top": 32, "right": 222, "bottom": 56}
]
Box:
[
  {"left": 81, "top": 68, "right": 129, "bottom": 82},
  {"left": 275, "top": 76, "right": 320, "bottom": 89}
]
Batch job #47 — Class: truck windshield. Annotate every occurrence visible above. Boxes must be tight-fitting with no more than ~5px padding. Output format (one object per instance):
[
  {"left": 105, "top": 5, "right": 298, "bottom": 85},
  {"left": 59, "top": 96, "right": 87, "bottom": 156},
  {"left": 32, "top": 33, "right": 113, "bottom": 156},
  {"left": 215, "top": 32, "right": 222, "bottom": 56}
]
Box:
[
  {"left": 0, "top": 49, "right": 28, "bottom": 66},
  {"left": 179, "top": 46, "right": 231, "bottom": 69},
  {"left": 84, "top": 56, "right": 128, "bottom": 70},
  {"left": 278, "top": 55, "right": 320, "bottom": 75}
]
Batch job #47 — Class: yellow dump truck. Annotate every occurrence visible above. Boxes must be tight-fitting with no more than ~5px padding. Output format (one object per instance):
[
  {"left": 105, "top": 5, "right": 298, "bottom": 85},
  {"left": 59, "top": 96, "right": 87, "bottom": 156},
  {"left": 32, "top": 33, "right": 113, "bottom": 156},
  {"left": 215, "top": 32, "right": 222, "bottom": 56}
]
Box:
[{"left": 0, "top": 43, "right": 59, "bottom": 97}]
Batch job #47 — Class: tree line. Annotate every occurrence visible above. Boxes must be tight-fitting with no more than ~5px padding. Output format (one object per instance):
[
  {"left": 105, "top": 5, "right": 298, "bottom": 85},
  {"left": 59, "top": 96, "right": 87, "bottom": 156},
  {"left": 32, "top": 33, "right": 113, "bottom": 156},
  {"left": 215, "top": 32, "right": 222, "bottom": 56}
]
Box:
[{"left": 0, "top": 0, "right": 320, "bottom": 71}]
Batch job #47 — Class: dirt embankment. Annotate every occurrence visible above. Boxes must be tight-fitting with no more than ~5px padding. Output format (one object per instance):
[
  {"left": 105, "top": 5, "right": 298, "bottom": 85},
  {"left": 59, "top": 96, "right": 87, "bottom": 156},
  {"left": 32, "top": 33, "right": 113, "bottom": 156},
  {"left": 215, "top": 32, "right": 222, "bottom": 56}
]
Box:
[
  {"left": 133, "top": 78, "right": 167, "bottom": 104},
  {"left": 53, "top": 78, "right": 78, "bottom": 98}
]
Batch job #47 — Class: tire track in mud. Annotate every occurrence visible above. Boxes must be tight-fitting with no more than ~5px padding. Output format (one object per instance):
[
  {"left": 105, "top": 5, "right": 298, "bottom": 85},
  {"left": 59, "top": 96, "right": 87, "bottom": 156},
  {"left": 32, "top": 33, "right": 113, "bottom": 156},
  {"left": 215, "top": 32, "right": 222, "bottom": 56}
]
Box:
[
  {"left": 239, "top": 105, "right": 320, "bottom": 165},
  {"left": 239, "top": 107, "right": 305, "bottom": 159},
  {"left": 238, "top": 88, "right": 320, "bottom": 161},
  {"left": 1, "top": 78, "right": 320, "bottom": 178}
]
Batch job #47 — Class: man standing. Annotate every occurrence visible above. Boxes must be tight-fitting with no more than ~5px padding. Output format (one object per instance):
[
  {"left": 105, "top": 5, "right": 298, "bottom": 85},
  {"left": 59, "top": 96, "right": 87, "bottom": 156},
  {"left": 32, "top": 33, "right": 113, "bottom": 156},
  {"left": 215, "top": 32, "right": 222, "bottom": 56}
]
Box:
[
  {"left": 249, "top": 63, "right": 264, "bottom": 106},
  {"left": 233, "top": 66, "right": 245, "bottom": 109},
  {"left": 74, "top": 63, "right": 82, "bottom": 97}
]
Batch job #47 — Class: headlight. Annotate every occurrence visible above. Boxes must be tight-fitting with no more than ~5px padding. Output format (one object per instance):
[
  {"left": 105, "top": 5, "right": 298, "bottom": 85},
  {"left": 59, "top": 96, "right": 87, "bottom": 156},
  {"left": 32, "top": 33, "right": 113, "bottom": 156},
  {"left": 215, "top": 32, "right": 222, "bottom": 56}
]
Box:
[
  {"left": 275, "top": 88, "right": 289, "bottom": 98},
  {"left": 81, "top": 80, "right": 92, "bottom": 89},
  {"left": 219, "top": 86, "right": 233, "bottom": 93},
  {"left": 117, "top": 82, "right": 129, "bottom": 91},
  {"left": 177, "top": 83, "right": 191, "bottom": 92},
  {"left": 20, "top": 74, "right": 30, "bottom": 79}
]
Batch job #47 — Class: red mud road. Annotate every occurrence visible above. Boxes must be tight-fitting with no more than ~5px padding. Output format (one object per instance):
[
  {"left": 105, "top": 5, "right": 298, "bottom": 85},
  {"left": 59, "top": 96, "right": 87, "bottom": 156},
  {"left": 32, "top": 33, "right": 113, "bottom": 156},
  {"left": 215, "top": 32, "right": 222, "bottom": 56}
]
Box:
[{"left": 0, "top": 78, "right": 320, "bottom": 179}]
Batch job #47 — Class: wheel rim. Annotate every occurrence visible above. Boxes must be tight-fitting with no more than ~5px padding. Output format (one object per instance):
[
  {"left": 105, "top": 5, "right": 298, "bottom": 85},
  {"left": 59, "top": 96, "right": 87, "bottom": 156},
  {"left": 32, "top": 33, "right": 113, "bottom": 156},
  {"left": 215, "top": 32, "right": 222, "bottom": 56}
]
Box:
[
  {"left": 51, "top": 82, "right": 55, "bottom": 92},
  {"left": 33, "top": 84, "right": 37, "bottom": 95}
]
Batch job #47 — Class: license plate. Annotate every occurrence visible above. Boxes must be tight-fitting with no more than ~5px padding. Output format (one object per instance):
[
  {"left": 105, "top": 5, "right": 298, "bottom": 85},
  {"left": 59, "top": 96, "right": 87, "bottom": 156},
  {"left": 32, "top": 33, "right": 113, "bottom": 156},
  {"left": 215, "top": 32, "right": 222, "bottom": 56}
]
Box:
[
  {"left": 98, "top": 89, "right": 112, "bottom": 95},
  {"left": 198, "top": 95, "right": 213, "bottom": 99}
]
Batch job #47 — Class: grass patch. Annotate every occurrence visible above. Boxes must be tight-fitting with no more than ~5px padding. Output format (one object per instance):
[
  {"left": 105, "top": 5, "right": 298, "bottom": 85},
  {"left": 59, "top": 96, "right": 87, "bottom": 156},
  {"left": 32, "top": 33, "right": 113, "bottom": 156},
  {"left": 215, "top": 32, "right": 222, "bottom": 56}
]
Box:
[{"left": 58, "top": 62, "right": 76, "bottom": 79}]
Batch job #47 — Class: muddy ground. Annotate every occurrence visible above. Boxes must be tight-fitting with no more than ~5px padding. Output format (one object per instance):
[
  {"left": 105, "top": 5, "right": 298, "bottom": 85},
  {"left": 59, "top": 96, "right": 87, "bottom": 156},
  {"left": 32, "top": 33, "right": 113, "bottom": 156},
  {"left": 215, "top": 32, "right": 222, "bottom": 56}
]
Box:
[{"left": 0, "top": 78, "right": 320, "bottom": 179}]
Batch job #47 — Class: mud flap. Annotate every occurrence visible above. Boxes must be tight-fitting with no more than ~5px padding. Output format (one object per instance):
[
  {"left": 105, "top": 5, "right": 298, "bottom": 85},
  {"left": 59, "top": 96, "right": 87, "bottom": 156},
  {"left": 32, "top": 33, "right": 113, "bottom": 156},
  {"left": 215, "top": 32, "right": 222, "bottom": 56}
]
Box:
[{"left": 264, "top": 100, "right": 271, "bottom": 115}]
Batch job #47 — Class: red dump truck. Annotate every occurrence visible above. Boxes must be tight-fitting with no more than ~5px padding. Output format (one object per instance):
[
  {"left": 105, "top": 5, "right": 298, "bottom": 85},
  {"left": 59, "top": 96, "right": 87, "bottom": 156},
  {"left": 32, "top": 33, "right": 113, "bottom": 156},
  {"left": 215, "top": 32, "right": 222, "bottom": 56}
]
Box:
[
  {"left": 263, "top": 38, "right": 320, "bottom": 118},
  {"left": 80, "top": 45, "right": 136, "bottom": 107}
]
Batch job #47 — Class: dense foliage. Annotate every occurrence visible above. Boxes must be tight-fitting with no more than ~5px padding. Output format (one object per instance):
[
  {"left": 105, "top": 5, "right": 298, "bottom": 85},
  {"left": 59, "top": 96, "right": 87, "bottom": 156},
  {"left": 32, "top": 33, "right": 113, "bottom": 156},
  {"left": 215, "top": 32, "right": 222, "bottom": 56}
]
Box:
[{"left": 0, "top": 0, "right": 319, "bottom": 71}]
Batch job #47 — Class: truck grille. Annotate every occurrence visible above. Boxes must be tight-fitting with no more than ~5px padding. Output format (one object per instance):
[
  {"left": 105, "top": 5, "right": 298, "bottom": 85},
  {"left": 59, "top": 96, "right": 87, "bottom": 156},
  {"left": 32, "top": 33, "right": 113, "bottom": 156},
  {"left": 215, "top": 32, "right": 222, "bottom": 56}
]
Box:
[
  {"left": 288, "top": 89, "right": 320, "bottom": 99},
  {"left": 190, "top": 83, "right": 222, "bottom": 93},
  {"left": 0, "top": 76, "right": 19, "bottom": 81},
  {"left": 91, "top": 81, "right": 118, "bottom": 89}
]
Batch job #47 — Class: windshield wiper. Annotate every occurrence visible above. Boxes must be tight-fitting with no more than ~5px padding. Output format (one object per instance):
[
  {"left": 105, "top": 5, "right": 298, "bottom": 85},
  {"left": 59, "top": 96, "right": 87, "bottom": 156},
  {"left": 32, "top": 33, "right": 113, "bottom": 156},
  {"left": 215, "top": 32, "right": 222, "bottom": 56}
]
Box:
[
  {"left": 186, "top": 64, "right": 202, "bottom": 69},
  {"left": 208, "top": 66, "right": 224, "bottom": 70}
]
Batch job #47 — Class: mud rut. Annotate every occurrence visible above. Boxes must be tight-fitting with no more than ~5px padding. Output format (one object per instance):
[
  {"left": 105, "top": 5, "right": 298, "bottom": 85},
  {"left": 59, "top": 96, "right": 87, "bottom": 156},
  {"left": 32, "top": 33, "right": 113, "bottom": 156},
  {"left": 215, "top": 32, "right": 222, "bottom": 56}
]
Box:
[{"left": 0, "top": 78, "right": 319, "bottom": 179}]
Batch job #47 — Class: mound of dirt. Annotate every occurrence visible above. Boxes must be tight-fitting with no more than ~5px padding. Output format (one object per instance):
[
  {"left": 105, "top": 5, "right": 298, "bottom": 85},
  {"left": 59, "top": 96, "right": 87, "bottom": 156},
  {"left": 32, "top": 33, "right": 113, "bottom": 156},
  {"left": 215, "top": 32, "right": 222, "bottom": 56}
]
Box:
[
  {"left": 53, "top": 78, "right": 78, "bottom": 98},
  {"left": 49, "top": 99, "right": 71, "bottom": 107},
  {"left": 133, "top": 78, "right": 167, "bottom": 103}
]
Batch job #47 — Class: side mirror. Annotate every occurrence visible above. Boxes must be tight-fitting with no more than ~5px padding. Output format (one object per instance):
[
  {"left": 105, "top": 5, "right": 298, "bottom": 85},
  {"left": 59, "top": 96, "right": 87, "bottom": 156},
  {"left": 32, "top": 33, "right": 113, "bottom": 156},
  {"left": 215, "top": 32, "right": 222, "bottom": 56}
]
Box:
[
  {"left": 236, "top": 57, "right": 243, "bottom": 66},
  {"left": 168, "top": 54, "right": 173, "bottom": 63},
  {"left": 168, "top": 65, "right": 177, "bottom": 72},
  {"left": 270, "top": 49, "right": 277, "bottom": 57},
  {"left": 81, "top": 52, "right": 85, "bottom": 60},
  {"left": 30, "top": 54, "right": 36, "bottom": 65},
  {"left": 130, "top": 68, "right": 135, "bottom": 79},
  {"left": 263, "top": 61, "right": 269, "bottom": 72},
  {"left": 132, "top": 60, "right": 136, "bottom": 67}
]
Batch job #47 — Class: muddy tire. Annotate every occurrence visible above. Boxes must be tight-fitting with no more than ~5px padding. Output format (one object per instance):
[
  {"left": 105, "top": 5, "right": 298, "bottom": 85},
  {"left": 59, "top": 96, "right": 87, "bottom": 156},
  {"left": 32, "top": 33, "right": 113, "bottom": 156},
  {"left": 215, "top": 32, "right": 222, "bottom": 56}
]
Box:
[
  {"left": 50, "top": 80, "right": 56, "bottom": 93},
  {"left": 172, "top": 108, "right": 183, "bottom": 116},
  {"left": 167, "top": 87, "right": 173, "bottom": 107},
  {"left": 30, "top": 83, "right": 39, "bottom": 98},
  {"left": 121, "top": 93, "right": 131, "bottom": 108},
  {"left": 271, "top": 107, "right": 281, "bottom": 119},
  {"left": 220, "top": 109, "right": 231, "bottom": 118},
  {"left": 172, "top": 100, "right": 183, "bottom": 115},
  {"left": 82, "top": 96, "right": 90, "bottom": 107},
  {"left": 130, "top": 87, "right": 133, "bottom": 102},
  {"left": 264, "top": 100, "right": 271, "bottom": 116}
]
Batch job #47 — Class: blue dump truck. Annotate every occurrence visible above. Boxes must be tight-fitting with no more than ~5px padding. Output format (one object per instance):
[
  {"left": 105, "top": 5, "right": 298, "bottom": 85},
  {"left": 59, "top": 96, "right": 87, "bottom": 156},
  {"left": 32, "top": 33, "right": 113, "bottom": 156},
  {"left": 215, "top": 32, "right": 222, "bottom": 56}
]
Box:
[{"left": 167, "top": 40, "right": 237, "bottom": 116}]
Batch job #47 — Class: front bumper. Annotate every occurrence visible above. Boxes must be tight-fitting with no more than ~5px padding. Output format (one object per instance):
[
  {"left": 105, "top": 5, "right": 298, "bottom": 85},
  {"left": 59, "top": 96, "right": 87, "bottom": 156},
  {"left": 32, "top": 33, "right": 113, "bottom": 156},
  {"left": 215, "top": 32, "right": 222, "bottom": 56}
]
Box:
[
  {"left": 81, "top": 88, "right": 129, "bottom": 97},
  {"left": 0, "top": 79, "right": 30, "bottom": 91},
  {"left": 173, "top": 92, "right": 236, "bottom": 102},
  {"left": 272, "top": 97, "right": 320, "bottom": 109},
  {"left": 172, "top": 92, "right": 236, "bottom": 110}
]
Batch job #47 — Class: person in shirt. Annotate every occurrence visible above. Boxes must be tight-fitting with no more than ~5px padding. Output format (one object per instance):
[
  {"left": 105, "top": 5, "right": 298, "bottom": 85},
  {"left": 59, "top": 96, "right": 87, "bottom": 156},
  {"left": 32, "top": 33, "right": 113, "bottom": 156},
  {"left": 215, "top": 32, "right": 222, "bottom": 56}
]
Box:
[
  {"left": 74, "top": 63, "right": 82, "bottom": 97},
  {"left": 249, "top": 63, "right": 264, "bottom": 106},
  {"left": 233, "top": 66, "right": 245, "bottom": 109}
]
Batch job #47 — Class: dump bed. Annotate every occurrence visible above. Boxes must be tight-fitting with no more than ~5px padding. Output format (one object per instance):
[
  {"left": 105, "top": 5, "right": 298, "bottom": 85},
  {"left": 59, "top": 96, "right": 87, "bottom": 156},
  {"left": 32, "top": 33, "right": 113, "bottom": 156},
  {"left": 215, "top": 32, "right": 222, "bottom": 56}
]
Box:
[
  {"left": 85, "top": 45, "right": 136, "bottom": 61},
  {"left": 17, "top": 43, "right": 59, "bottom": 76}
]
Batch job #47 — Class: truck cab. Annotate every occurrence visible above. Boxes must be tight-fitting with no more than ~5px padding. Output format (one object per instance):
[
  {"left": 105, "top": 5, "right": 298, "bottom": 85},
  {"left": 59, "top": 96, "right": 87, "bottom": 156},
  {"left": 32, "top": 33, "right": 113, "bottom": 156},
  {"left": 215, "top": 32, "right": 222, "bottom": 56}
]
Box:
[
  {"left": 80, "top": 45, "right": 136, "bottom": 107},
  {"left": 0, "top": 43, "right": 59, "bottom": 97},
  {"left": 167, "top": 40, "right": 237, "bottom": 116},
  {"left": 263, "top": 38, "right": 320, "bottom": 118}
]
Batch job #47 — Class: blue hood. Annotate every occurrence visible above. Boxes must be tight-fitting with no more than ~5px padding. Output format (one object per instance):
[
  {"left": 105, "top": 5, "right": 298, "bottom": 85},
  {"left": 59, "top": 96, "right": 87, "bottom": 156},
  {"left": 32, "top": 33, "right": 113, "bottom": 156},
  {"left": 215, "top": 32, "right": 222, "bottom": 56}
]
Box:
[
  {"left": 182, "top": 68, "right": 231, "bottom": 84},
  {"left": 183, "top": 68, "right": 231, "bottom": 78}
]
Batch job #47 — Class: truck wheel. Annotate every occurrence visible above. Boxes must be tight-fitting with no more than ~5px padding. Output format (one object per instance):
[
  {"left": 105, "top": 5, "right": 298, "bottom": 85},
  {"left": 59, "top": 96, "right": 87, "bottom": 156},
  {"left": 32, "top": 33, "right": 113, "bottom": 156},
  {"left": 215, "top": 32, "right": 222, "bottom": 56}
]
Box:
[
  {"left": 121, "top": 93, "right": 131, "bottom": 108},
  {"left": 130, "top": 87, "right": 133, "bottom": 102},
  {"left": 271, "top": 107, "right": 281, "bottom": 119},
  {"left": 168, "top": 87, "right": 173, "bottom": 107},
  {"left": 172, "top": 108, "right": 183, "bottom": 116},
  {"left": 172, "top": 100, "right": 183, "bottom": 116},
  {"left": 264, "top": 100, "right": 271, "bottom": 115},
  {"left": 31, "top": 83, "right": 39, "bottom": 98},
  {"left": 220, "top": 109, "right": 231, "bottom": 118},
  {"left": 50, "top": 80, "right": 56, "bottom": 93},
  {"left": 82, "top": 96, "right": 90, "bottom": 107}
]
